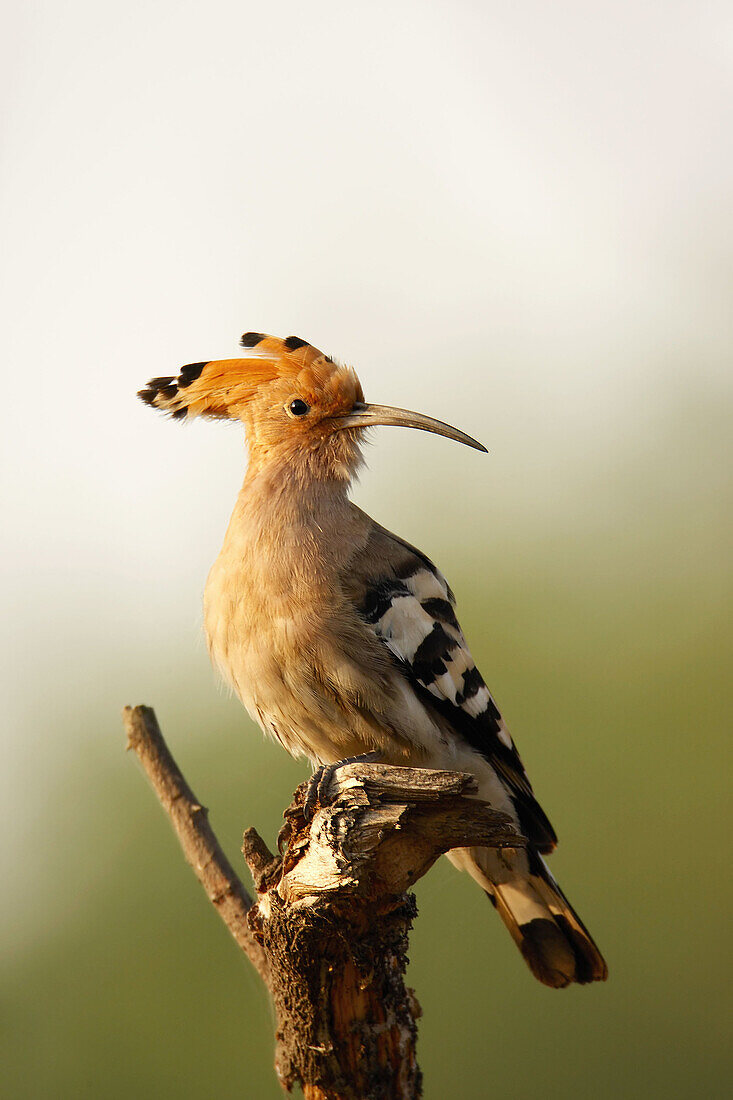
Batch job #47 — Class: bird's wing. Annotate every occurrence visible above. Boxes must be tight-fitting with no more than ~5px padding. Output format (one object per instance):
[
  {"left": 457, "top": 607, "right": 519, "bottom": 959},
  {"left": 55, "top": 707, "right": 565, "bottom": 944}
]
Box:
[{"left": 347, "top": 519, "right": 557, "bottom": 852}]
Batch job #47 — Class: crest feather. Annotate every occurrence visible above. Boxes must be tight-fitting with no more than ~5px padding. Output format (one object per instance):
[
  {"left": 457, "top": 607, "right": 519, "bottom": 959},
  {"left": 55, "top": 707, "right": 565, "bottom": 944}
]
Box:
[{"left": 138, "top": 333, "right": 334, "bottom": 421}]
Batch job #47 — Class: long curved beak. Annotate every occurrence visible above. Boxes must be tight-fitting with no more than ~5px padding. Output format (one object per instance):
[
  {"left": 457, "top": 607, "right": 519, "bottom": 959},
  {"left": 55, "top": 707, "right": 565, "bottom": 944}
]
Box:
[{"left": 330, "top": 402, "right": 487, "bottom": 453}]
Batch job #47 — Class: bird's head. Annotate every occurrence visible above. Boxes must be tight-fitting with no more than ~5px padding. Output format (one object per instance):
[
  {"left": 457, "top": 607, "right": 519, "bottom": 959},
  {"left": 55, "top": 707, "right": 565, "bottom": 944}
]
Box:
[{"left": 139, "top": 332, "right": 485, "bottom": 481}]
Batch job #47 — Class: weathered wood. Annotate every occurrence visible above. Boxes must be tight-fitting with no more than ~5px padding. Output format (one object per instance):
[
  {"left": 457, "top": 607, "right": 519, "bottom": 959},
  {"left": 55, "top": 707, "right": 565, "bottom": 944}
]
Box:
[
  {"left": 125, "top": 706, "right": 526, "bottom": 1099},
  {"left": 272, "top": 762, "right": 521, "bottom": 908},
  {"left": 243, "top": 762, "right": 523, "bottom": 1098}
]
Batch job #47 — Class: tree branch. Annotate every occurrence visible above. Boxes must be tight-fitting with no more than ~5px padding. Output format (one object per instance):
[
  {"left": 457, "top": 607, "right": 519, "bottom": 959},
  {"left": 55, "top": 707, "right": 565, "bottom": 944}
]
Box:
[
  {"left": 122, "top": 704, "right": 269, "bottom": 982},
  {"left": 123, "top": 705, "right": 526, "bottom": 1098}
]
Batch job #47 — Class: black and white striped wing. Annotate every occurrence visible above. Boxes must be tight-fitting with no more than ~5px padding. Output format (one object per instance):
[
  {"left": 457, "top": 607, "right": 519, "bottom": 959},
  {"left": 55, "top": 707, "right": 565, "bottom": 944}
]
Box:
[{"left": 355, "top": 528, "right": 557, "bottom": 852}]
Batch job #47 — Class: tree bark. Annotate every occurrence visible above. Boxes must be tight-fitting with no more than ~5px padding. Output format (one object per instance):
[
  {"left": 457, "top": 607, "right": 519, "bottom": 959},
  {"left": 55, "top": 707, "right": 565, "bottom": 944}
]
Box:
[{"left": 124, "top": 705, "right": 525, "bottom": 1099}]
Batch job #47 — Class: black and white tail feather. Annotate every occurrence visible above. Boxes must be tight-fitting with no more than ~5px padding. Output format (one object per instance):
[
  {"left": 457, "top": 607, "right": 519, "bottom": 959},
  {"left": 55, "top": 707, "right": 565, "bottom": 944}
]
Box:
[{"left": 351, "top": 522, "right": 608, "bottom": 988}]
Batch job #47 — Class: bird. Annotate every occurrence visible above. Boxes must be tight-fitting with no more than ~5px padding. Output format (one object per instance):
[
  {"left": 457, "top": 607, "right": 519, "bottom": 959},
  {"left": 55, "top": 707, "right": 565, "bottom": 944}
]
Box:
[{"left": 139, "top": 331, "right": 608, "bottom": 989}]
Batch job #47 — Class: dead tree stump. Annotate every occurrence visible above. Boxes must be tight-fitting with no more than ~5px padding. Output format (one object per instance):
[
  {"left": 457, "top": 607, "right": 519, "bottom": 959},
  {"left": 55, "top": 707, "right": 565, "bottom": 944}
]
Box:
[{"left": 124, "top": 706, "right": 525, "bottom": 1099}]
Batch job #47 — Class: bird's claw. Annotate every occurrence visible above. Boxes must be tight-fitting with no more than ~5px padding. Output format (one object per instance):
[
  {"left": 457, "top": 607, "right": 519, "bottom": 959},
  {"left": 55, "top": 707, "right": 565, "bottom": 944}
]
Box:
[
  {"left": 302, "top": 752, "right": 381, "bottom": 822},
  {"left": 276, "top": 819, "right": 292, "bottom": 854},
  {"left": 302, "top": 763, "right": 333, "bottom": 822}
]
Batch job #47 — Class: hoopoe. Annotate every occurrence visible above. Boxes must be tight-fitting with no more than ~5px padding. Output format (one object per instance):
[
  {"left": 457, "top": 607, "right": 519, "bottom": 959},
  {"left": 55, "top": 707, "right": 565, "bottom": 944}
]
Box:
[{"left": 139, "top": 332, "right": 607, "bottom": 989}]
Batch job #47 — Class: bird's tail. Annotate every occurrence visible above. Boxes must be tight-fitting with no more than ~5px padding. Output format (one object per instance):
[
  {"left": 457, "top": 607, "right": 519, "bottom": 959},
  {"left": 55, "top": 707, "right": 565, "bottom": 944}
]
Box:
[
  {"left": 450, "top": 847, "right": 608, "bottom": 988},
  {"left": 490, "top": 856, "right": 608, "bottom": 988}
]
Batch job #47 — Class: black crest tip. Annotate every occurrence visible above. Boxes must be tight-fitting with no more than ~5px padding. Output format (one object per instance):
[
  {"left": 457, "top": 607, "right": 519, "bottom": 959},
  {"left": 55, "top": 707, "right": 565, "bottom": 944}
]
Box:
[
  {"left": 240, "top": 331, "right": 266, "bottom": 348},
  {"left": 178, "top": 361, "right": 207, "bottom": 388},
  {"left": 138, "top": 375, "right": 178, "bottom": 406},
  {"left": 283, "top": 335, "right": 308, "bottom": 351}
]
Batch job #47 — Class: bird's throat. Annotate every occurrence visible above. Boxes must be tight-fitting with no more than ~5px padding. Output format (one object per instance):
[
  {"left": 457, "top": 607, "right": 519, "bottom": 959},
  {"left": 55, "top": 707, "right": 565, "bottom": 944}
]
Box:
[{"left": 228, "top": 458, "right": 362, "bottom": 582}]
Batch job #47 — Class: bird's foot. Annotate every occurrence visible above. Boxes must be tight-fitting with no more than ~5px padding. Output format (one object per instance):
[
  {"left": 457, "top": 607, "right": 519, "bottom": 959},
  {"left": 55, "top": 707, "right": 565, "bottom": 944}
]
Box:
[{"left": 302, "top": 751, "right": 382, "bottom": 821}]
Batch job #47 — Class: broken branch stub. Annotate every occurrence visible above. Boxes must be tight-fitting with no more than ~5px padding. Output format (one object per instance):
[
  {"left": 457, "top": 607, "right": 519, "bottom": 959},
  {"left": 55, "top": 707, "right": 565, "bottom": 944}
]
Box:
[{"left": 277, "top": 762, "right": 522, "bottom": 907}]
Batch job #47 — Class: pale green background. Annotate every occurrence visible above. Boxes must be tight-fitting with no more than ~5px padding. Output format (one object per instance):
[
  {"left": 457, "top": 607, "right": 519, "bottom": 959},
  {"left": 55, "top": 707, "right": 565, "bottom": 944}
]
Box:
[{"left": 2, "top": 2, "right": 731, "bottom": 1097}]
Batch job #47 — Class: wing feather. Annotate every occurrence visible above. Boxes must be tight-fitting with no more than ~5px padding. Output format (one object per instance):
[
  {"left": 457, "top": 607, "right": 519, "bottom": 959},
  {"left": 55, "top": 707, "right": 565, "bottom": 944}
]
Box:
[{"left": 348, "top": 521, "right": 557, "bottom": 852}]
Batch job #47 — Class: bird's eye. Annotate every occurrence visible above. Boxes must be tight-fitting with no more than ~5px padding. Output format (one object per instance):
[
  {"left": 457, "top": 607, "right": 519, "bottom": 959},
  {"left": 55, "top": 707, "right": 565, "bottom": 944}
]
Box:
[{"left": 287, "top": 399, "right": 310, "bottom": 417}]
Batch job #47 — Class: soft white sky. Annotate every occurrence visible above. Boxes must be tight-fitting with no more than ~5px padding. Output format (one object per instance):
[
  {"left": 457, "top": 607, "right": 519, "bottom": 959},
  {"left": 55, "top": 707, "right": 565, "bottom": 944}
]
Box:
[{"left": 1, "top": 1, "right": 731, "bottom": 895}]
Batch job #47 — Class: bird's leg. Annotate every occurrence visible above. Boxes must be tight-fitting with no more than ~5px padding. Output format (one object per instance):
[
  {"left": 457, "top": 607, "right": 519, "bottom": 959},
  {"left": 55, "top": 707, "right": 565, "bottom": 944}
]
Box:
[
  {"left": 278, "top": 752, "right": 382, "bottom": 850},
  {"left": 303, "top": 751, "right": 382, "bottom": 821}
]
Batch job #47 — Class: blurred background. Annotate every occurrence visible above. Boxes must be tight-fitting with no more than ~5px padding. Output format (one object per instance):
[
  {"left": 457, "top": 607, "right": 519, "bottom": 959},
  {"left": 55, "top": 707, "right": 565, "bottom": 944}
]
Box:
[{"left": 2, "top": 2, "right": 731, "bottom": 1096}]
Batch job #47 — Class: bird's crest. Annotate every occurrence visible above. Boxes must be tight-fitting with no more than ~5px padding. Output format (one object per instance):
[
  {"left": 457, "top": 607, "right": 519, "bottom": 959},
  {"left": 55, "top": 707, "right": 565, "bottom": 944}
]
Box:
[{"left": 138, "top": 332, "right": 358, "bottom": 421}]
